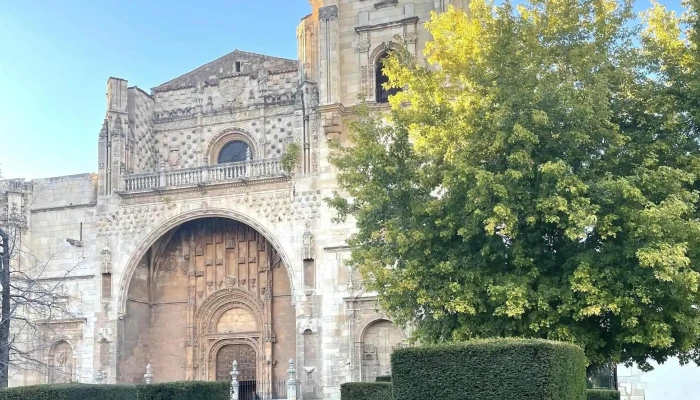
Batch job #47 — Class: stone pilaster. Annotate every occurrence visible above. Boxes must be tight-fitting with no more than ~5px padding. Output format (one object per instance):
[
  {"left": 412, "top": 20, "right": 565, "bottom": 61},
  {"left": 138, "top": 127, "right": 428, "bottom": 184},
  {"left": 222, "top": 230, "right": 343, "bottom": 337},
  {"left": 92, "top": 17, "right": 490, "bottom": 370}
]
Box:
[{"left": 318, "top": 5, "right": 339, "bottom": 105}]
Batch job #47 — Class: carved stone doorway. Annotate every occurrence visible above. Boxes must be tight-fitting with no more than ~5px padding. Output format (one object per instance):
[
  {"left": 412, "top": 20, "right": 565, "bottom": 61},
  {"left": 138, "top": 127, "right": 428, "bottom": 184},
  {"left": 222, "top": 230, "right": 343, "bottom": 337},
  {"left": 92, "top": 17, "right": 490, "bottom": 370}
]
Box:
[
  {"left": 216, "top": 344, "right": 256, "bottom": 382},
  {"left": 361, "top": 320, "right": 403, "bottom": 382},
  {"left": 120, "top": 217, "right": 296, "bottom": 384}
]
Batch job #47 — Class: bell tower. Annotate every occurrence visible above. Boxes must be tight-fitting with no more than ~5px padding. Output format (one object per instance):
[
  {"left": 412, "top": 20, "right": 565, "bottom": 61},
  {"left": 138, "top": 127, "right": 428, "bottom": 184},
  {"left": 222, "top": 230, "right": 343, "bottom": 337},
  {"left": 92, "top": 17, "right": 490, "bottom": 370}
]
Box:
[{"left": 297, "top": 0, "right": 468, "bottom": 111}]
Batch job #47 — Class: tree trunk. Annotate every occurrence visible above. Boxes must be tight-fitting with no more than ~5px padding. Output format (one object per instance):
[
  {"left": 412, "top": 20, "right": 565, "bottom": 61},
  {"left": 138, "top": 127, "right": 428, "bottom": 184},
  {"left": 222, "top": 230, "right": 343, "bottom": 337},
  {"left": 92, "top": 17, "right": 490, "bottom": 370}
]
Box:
[{"left": 0, "top": 228, "right": 10, "bottom": 388}]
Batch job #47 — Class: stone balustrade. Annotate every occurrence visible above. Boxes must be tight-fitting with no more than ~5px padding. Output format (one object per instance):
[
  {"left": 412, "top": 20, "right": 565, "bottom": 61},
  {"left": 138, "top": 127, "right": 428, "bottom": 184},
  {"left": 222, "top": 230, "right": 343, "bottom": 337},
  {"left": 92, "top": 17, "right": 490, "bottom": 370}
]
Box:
[{"left": 122, "top": 158, "right": 284, "bottom": 193}]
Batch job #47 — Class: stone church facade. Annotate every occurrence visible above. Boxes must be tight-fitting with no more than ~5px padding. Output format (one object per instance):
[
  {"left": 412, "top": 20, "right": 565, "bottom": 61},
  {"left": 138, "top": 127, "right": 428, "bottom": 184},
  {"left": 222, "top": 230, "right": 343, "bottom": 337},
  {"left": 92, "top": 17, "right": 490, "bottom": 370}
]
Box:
[{"left": 1, "top": 1, "right": 466, "bottom": 398}]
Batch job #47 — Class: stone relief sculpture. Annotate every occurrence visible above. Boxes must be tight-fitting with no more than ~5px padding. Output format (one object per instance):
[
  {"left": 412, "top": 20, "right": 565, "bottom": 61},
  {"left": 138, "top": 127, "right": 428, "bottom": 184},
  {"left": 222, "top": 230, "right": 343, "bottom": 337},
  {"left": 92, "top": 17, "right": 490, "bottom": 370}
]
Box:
[
  {"left": 49, "top": 341, "right": 74, "bottom": 384},
  {"left": 302, "top": 221, "right": 314, "bottom": 261}
]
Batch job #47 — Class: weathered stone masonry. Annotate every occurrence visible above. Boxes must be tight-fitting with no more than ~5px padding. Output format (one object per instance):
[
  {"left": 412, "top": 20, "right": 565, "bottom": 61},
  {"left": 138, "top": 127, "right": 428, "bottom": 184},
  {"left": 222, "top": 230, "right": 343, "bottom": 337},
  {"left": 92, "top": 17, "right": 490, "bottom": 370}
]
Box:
[{"left": 2, "top": 1, "right": 467, "bottom": 398}]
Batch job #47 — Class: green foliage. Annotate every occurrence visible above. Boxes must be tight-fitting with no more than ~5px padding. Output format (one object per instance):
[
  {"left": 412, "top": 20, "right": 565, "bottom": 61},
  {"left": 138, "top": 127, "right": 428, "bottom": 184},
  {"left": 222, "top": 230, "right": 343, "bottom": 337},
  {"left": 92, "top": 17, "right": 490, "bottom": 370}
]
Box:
[
  {"left": 281, "top": 142, "right": 301, "bottom": 173},
  {"left": 341, "top": 382, "right": 393, "bottom": 400},
  {"left": 0, "top": 381, "right": 229, "bottom": 400},
  {"left": 136, "top": 381, "right": 229, "bottom": 400},
  {"left": 328, "top": 0, "right": 700, "bottom": 370},
  {"left": 390, "top": 339, "right": 587, "bottom": 400},
  {"left": 586, "top": 389, "right": 621, "bottom": 400},
  {"left": 375, "top": 376, "right": 392, "bottom": 382}
]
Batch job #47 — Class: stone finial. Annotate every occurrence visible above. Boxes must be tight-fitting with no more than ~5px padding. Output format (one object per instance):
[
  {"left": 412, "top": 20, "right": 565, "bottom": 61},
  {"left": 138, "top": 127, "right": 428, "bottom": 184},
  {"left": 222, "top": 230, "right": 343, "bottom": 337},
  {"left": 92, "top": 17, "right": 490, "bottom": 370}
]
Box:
[
  {"left": 287, "top": 358, "right": 298, "bottom": 400},
  {"left": 144, "top": 364, "right": 152, "bottom": 384},
  {"left": 230, "top": 360, "right": 239, "bottom": 400},
  {"left": 245, "top": 147, "right": 251, "bottom": 162},
  {"left": 95, "top": 369, "right": 104, "bottom": 383}
]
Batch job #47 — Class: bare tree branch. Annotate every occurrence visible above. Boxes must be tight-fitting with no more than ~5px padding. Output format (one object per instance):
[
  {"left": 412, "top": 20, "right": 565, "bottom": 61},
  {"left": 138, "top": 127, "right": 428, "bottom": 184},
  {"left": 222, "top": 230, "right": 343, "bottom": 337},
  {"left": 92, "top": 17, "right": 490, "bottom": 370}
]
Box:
[{"left": 0, "top": 178, "right": 84, "bottom": 386}]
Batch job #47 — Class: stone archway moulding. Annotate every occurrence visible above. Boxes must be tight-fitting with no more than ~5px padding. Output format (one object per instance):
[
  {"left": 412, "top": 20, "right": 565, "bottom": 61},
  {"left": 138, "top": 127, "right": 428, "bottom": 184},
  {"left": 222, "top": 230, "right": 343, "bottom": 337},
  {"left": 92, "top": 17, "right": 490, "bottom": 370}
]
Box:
[
  {"left": 116, "top": 207, "right": 298, "bottom": 315},
  {"left": 369, "top": 41, "right": 400, "bottom": 66},
  {"left": 204, "top": 126, "right": 259, "bottom": 165},
  {"left": 353, "top": 313, "right": 407, "bottom": 343},
  {"left": 196, "top": 288, "right": 266, "bottom": 334}
]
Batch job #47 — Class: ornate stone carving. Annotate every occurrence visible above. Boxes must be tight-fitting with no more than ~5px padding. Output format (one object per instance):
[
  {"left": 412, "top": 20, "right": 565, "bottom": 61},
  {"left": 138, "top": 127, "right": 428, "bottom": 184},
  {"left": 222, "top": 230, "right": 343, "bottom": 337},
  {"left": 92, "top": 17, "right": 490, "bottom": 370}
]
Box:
[
  {"left": 263, "top": 322, "right": 276, "bottom": 343},
  {"left": 97, "top": 327, "right": 113, "bottom": 343},
  {"left": 101, "top": 248, "right": 112, "bottom": 274},
  {"left": 319, "top": 5, "right": 338, "bottom": 21},
  {"left": 220, "top": 78, "right": 246, "bottom": 103},
  {"left": 299, "top": 315, "right": 319, "bottom": 335},
  {"left": 168, "top": 146, "right": 181, "bottom": 166},
  {"left": 302, "top": 221, "right": 314, "bottom": 261}
]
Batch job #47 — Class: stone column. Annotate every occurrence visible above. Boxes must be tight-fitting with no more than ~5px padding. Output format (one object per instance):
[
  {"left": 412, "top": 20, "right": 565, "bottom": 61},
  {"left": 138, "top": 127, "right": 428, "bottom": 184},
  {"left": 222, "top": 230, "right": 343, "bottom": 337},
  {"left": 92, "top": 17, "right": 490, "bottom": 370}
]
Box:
[{"left": 318, "top": 5, "right": 339, "bottom": 105}]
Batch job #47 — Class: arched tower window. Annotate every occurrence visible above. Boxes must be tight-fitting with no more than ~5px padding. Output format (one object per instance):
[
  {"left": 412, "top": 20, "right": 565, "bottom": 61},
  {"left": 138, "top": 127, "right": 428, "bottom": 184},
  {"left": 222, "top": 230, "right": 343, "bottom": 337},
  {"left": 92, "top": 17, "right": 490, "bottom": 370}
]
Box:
[
  {"left": 375, "top": 52, "right": 401, "bottom": 103},
  {"left": 217, "top": 140, "right": 250, "bottom": 164}
]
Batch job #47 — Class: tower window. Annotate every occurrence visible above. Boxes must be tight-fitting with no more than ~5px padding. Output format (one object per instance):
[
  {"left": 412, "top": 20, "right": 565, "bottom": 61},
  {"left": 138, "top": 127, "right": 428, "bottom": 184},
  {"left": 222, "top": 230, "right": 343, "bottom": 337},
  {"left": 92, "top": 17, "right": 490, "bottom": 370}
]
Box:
[
  {"left": 376, "top": 52, "right": 401, "bottom": 103},
  {"left": 235, "top": 61, "right": 241, "bottom": 73}
]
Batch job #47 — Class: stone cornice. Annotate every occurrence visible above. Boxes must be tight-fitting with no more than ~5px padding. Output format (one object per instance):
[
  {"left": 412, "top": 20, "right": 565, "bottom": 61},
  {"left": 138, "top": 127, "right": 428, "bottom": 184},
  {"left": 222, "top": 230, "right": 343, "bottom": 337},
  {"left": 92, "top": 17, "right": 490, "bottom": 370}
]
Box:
[
  {"left": 355, "top": 16, "right": 419, "bottom": 33},
  {"left": 317, "top": 102, "right": 350, "bottom": 116},
  {"left": 323, "top": 245, "right": 351, "bottom": 252},
  {"left": 15, "top": 274, "right": 96, "bottom": 282},
  {"left": 37, "top": 317, "right": 88, "bottom": 325},
  {"left": 153, "top": 103, "right": 298, "bottom": 131},
  {"left": 374, "top": 0, "right": 399, "bottom": 9},
  {"left": 30, "top": 202, "right": 96, "bottom": 214},
  {"left": 116, "top": 176, "right": 292, "bottom": 199}
]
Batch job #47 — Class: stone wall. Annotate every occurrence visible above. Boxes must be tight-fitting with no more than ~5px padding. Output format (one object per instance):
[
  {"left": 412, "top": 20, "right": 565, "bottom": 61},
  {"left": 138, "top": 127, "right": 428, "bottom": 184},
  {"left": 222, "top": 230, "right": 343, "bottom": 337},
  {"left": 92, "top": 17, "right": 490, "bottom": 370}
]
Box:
[
  {"left": 128, "top": 87, "right": 156, "bottom": 173},
  {"left": 3, "top": 2, "right": 474, "bottom": 398}
]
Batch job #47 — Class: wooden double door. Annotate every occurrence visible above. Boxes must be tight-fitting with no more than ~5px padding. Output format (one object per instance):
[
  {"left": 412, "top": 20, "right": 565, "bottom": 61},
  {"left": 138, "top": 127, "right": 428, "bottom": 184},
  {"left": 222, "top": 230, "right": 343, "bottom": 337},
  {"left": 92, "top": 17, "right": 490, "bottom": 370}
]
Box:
[{"left": 216, "top": 344, "right": 257, "bottom": 382}]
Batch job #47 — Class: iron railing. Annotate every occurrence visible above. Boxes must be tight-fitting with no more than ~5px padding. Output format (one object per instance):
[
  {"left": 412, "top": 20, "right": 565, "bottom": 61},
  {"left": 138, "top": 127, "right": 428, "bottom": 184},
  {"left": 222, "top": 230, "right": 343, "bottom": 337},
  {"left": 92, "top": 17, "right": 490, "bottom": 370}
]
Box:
[
  {"left": 239, "top": 379, "right": 289, "bottom": 400},
  {"left": 587, "top": 362, "right": 618, "bottom": 390}
]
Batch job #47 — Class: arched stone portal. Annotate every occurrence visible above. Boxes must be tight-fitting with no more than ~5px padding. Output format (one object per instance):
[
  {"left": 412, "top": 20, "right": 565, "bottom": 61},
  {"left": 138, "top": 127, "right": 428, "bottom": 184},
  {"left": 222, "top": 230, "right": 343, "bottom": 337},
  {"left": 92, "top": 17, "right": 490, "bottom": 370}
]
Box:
[
  {"left": 119, "top": 217, "right": 296, "bottom": 385},
  {"left": 360, "top": 319, "right": 402, "bottom": 382},
  {"left": 48, "top": 340, "right": 74, "bottom": 383}
]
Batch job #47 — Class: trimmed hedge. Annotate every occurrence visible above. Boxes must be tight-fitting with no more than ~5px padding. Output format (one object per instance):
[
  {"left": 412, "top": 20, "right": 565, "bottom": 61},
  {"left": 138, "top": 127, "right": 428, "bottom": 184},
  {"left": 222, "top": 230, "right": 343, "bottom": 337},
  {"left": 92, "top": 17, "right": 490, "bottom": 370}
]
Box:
[
  {"left": 137, "top": 381, "right": 229, "bottom": 400},
  {"left": 0, "top": 381, "right": 230, "bottom": 400},
  {"left": 586, "top": 389, "right": 621, "bottom": 400},
  {"left": 391, "top": 338, "right": 587, "bottom": 400},
  {"left": 0, "top": 384, "right": 137, "bottom": 400},
  {"left": 341, "top": 382, "right": 393, "bottom": 400},
  {"left": 376, "top": 376, "right": 392, "bottom": 382}
]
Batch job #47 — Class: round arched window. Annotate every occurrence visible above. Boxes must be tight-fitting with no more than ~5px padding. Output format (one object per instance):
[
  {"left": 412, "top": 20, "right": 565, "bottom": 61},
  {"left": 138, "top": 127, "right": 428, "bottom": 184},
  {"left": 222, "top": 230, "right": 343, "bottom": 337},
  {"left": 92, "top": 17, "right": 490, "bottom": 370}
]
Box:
[{"left": 217, "top": 141, "right": 250, "bottom": 164}]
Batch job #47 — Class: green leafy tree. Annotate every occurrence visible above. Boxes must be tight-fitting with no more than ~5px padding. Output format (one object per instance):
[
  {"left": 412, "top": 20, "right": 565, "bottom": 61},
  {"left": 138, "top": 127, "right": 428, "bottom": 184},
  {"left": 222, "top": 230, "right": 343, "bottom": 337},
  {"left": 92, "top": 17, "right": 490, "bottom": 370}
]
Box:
[{"left": 328, "top": 0, "right": 700, "bottom": 370}]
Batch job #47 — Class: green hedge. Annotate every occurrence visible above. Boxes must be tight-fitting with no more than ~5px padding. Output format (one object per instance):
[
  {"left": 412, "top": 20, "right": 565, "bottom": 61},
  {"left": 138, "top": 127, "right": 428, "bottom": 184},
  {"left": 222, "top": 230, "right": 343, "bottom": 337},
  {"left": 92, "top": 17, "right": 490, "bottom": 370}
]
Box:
[
  {"left": 0, "top": 384, "right": 136, "bottom": 400},
  {"left": 0, "top": 381, "right": 230, "bottom": 400},
  {"left": 137, "top": 381, "right": 229, "bottom": 400},
  {"left": 391, "top": 338, "right": 587, "bottom": 400},
  {"left": 341, "top": 382, "right": 393, "bottom": 400},
  {"left": 586, "top": 389, "right": 621, "bottom": 400},
  {"left": 376, "top": 376, "right": 392, "bottom": 382}
]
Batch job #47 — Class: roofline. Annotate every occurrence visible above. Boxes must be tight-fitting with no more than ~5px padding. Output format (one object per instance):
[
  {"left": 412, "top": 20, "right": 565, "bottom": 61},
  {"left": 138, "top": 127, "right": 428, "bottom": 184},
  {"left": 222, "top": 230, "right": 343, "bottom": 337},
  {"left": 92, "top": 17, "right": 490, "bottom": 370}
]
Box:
[{"left": 153, "top": 48, "right": 298, "bottom": 90}]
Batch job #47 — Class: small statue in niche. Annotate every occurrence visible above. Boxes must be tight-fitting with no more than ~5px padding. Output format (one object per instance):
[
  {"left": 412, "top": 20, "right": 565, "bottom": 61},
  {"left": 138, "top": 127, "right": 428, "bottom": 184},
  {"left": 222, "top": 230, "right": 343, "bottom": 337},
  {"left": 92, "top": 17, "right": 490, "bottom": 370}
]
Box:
[{"left": 302, "top": 220, "right": 314, "bottom": 261}]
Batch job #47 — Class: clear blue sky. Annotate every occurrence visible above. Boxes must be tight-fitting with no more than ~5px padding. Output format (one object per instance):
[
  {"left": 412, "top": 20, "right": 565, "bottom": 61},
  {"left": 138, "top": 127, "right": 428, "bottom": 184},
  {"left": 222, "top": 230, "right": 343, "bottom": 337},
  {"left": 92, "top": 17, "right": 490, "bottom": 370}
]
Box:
[
  {"left": 0, "top": 0, "right": 685, "bottom": 180},
  {"left": 0, "top": 0, "right": 311, "bottom": 179}
]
